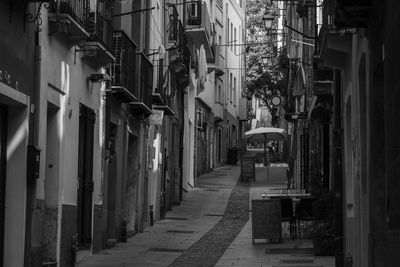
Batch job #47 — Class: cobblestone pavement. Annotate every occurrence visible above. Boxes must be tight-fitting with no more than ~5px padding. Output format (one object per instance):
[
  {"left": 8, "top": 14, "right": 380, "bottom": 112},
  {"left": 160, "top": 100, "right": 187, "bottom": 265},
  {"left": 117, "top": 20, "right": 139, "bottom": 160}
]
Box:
[
  {"left": 168, "top": 179, "right": 249, "bottom": 267},
  {"left": 76, "top": 165, "right": 334, "bottom": 267},
  {"left": 76, "top": 166, "right": 241, "bottom": 267}
]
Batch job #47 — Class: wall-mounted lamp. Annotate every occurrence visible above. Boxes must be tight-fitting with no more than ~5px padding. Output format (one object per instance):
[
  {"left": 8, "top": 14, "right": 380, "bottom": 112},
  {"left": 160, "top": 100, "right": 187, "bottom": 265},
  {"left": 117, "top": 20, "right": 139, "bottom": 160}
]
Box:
[
  {"left": 262, "top": 13, "right": 315, "bottom": 39},
  {"left": 263, "top": 14, "right": 275, "bottom": 30}
]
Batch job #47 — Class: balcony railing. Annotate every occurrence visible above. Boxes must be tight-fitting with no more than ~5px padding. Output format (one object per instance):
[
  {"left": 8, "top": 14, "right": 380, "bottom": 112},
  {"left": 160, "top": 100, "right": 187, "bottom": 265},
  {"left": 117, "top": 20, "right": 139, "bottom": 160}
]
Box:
[
  {"left": 186, "top": 1, "right": 212, "bottom": 39},
  {"left": 185, "top": 0, "right": 213, "bottom": 60},
  {"left": 50, "top": 0, "right": 90, "bottom": 28},
  {"left": 335, "top": 0, "right": 371, "bottom": 28},
  {"left": 130, "top": 53, "right": 153, "bottom": 115},
  {"left": 207, "top": 45, "right": 224, "bottom": 76},
  {"left": 109, "top": 31, "right": 137, "bottom": 102},
  {"left": 139, "top": 53, "right": 153, "bottom": 107},
  {"left": 169, "top": 4, "right": 179, "bottom": 43},
  {"left": 169, "top": 5, "right": 186, "bottom": 46},
  {"left": 89, "top": 14, "right": 113, "bottom": 50},
  {"left": 313, "top": 68, "right": 334, "bottom": 98}
]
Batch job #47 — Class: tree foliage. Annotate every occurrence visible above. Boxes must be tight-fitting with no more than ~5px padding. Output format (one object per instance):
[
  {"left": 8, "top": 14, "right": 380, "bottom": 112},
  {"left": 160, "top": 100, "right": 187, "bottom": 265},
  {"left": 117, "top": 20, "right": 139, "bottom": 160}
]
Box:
[{"left": 245, "top": 0, "right": 287, "bottom": 112}]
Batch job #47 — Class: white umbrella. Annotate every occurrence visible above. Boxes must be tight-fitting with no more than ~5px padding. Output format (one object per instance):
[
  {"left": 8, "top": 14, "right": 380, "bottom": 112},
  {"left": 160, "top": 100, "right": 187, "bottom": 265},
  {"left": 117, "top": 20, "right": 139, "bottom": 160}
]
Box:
[
  {"left": 245, "top": 127, "right": 286, "bottom": 142},
  {"left": 244, "top": 127, "right": 286, "bottom": 165}
]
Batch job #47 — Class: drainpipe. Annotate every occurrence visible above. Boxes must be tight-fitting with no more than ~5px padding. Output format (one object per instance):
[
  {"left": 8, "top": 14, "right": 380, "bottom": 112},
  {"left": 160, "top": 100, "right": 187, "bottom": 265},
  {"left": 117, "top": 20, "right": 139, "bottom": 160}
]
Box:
[{"left": 144, "top": 0, "right": 151, "bottom": 54}]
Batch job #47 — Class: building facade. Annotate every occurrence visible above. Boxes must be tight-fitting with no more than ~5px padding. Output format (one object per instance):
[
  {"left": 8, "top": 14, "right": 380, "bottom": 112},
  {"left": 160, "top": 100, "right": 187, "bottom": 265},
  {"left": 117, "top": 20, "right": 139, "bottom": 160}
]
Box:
[
  {"left": 280, "top": 0, "right": 400, "bottom": 266},
  {"left": 0, "top": 1, "right": 36, "bottom": 266},
  {"left": 193, "top": 0, "right": 246, "bottom": 177},
  {"left": 0, "top": 0, "right": 245, "bottom": 266}
]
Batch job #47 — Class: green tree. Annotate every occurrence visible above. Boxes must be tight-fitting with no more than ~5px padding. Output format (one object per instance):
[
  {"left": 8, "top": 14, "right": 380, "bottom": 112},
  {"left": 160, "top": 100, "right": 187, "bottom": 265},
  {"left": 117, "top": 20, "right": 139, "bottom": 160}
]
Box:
[{"left": 245, "top": 0, "right": 287, "bottom": 114}]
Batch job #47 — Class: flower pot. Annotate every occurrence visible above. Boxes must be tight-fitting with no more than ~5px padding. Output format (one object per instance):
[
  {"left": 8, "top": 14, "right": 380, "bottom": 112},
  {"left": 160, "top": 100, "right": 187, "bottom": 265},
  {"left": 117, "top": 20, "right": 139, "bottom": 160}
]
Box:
[{"left": 312, "top": 236, "right": 335, "bottom": 256}]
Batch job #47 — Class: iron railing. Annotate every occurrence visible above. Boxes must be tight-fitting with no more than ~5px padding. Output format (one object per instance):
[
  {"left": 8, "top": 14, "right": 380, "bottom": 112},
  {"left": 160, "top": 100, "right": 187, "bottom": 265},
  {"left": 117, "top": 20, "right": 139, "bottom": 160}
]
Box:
[
  {"left": 186, "top": 0, "right": 212, "bottom": 40},
  {"left": 111, "top": 31, "right": 137, "bottom": 97},
  {"left": 137, "top": 53, "right": 154, "bottom": 108},
  {"left": 50, "top": 0, "right": 90, "bottom": 28},
  {"left": 169, "top": 4, "right": 179, "bottom": 42},
  {"left": 93, "top": 14, "right": 113, "bottom": 49}
]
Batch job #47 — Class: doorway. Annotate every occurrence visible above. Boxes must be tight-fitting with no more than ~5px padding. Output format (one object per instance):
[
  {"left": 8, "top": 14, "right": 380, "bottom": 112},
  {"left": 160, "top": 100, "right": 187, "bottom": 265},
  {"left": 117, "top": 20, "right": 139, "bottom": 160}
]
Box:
[
  {"left": 77, "top": 105, "right": 95, "bottom": 248},
  {"left": 218, "top": 128, "right": 222, "bottom": 164},
  {"left": 126, "top": 132, "right": 139, "bottom": 234},
  {"left": 43, "top": 103, "right": 60, "bottom": 261},
  {"left": 107, "top": 122, "right": 118, "bottom": 240},
  {"left": 0, "top": 104, "right": 7, "bottom": 267}
]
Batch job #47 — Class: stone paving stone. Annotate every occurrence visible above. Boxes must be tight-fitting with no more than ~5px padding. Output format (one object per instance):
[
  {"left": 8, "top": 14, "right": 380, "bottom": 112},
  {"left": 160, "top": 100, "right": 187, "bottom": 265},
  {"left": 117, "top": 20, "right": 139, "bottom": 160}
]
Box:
[{"left": 168, "top": 179, "right": 250, "bottom": 267}]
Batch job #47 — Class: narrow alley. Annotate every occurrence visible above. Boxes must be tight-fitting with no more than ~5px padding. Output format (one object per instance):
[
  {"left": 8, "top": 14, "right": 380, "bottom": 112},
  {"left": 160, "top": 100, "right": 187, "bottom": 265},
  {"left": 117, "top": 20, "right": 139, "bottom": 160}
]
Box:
[
  {"left": 76, "top": 166, "right": 334, "bottom": 267},
  {"left": 1, "top": 0, "right": 400, "bottom": 266}
]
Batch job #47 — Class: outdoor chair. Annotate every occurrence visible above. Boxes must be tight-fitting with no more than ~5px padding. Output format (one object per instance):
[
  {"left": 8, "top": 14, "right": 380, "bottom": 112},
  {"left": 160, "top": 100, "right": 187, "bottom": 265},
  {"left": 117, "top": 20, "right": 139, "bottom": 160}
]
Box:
[
  {"left": 296, "top": 197, "right": 318, "bottom": 239},
  {"left": 280, "top": 198, "right": 296, "bottom": 239}
]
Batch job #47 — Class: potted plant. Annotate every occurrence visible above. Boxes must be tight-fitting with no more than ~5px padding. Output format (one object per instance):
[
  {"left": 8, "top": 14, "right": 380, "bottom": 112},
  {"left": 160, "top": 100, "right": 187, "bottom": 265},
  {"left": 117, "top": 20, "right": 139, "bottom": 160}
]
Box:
[
  {"left": 308, "top": 220, "right": 335, "bottom": 256},
  {"left": 304, "top": 191, "right": 335, "bottom": 256}
]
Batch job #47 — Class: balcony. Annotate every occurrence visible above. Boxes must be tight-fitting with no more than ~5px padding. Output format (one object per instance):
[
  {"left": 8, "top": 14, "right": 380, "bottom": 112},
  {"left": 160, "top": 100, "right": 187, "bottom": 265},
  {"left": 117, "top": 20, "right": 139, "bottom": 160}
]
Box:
[
  {"left": 313, "top": 68, "right": 333, "bottom": 100},
  {"left": 82, "top": 13, "right": 115, "bottom": 68},
  {"left": 185, "top": 1, "right": 214, "bottom": 60},
  {"left": 152, "top": 58, "right": 167, "bottom": 111},
  {"left": 153, "top": 94, "right": 176, "bottom": 117},
  {"left": 129, "top": 52, "right": 153, "bottom": 116},
  {"left": 207, "top": 45, "right": 225, "bottom": 76},
  {"left": 168, "top": 4, "right": 180, "bottom": 44},
  {"left": 335, "top": 0, "right": 371, "bottom": 28},
  {"left": 48, "top": 0, "right": 91, "bottom": 42},
  {"left": 296, "top": 0, "right": 315, "bottom": 18},
  {"left": 109, "top": 31, "right": 137, "bottom": 103}
]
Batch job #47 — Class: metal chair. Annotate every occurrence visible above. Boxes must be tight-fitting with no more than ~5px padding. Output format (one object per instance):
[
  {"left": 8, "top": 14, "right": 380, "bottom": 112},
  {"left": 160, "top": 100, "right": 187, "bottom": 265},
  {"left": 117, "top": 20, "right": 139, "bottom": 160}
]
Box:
[
  {"left": 280, "top": 198, "right": 295, "bottom": 239},
  {"left": 296, "top": 197, "right": 318, "bottom": 239}
]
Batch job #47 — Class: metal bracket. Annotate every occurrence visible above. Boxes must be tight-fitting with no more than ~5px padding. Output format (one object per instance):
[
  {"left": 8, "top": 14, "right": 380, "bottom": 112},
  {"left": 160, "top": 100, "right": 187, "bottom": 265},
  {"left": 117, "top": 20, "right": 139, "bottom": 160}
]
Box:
[
  {"left": 24, "top": 0, "right": 51, "bottom": 32},
  {"left": 113, "top": 7, "right": 155, "bottom": 17}
]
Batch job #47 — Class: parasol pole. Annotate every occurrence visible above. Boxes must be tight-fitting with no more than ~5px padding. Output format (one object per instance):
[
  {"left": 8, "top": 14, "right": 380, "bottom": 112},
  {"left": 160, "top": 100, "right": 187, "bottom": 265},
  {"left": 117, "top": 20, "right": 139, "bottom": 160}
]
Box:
[{"left": 264, "top": 134, "right": 267, "bottom": 166}]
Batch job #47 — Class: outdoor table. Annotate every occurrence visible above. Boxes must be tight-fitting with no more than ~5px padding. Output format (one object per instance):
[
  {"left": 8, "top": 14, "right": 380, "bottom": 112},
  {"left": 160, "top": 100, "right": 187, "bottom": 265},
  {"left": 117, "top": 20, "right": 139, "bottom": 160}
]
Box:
[{"left": 263, "top": 192, "right": 312, "bottom": 239}]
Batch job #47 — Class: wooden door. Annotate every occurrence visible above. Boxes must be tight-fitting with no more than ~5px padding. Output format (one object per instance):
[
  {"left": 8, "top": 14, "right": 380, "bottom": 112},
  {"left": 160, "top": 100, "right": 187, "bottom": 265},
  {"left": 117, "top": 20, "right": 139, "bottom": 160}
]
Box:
[{"left": 77, "top": 105, "right": 95, "bottom": 248}]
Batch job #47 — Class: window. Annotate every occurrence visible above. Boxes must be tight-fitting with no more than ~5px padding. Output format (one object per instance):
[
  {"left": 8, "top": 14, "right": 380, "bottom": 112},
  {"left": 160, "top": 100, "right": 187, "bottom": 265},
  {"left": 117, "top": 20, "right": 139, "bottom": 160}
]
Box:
[
  {"left": 234, "top": 77, "right": 237, "bottom": 105},
  {"left": 217, "top": 85, "right": 222, "bottom": 103},
  {"left": 210, "top": 0, "right": 214, "bottom": 20},
  {"left": 227, "top": 18, "right": 230, "bottom": 45},
  {"left": 230, "top": 23, "right": 233, "bottom": 50},
  {"left": 189, "top": 2, "right": 199, "bottom": 17},
  {"left": 196, "top": 108, "right": 205, "bottom": 131},
  {"left": 229, "top": 73, "right": 233, "bottom": 102},
  {"left": 234, "top": 27, "right": 237, "bottom": 53}
]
